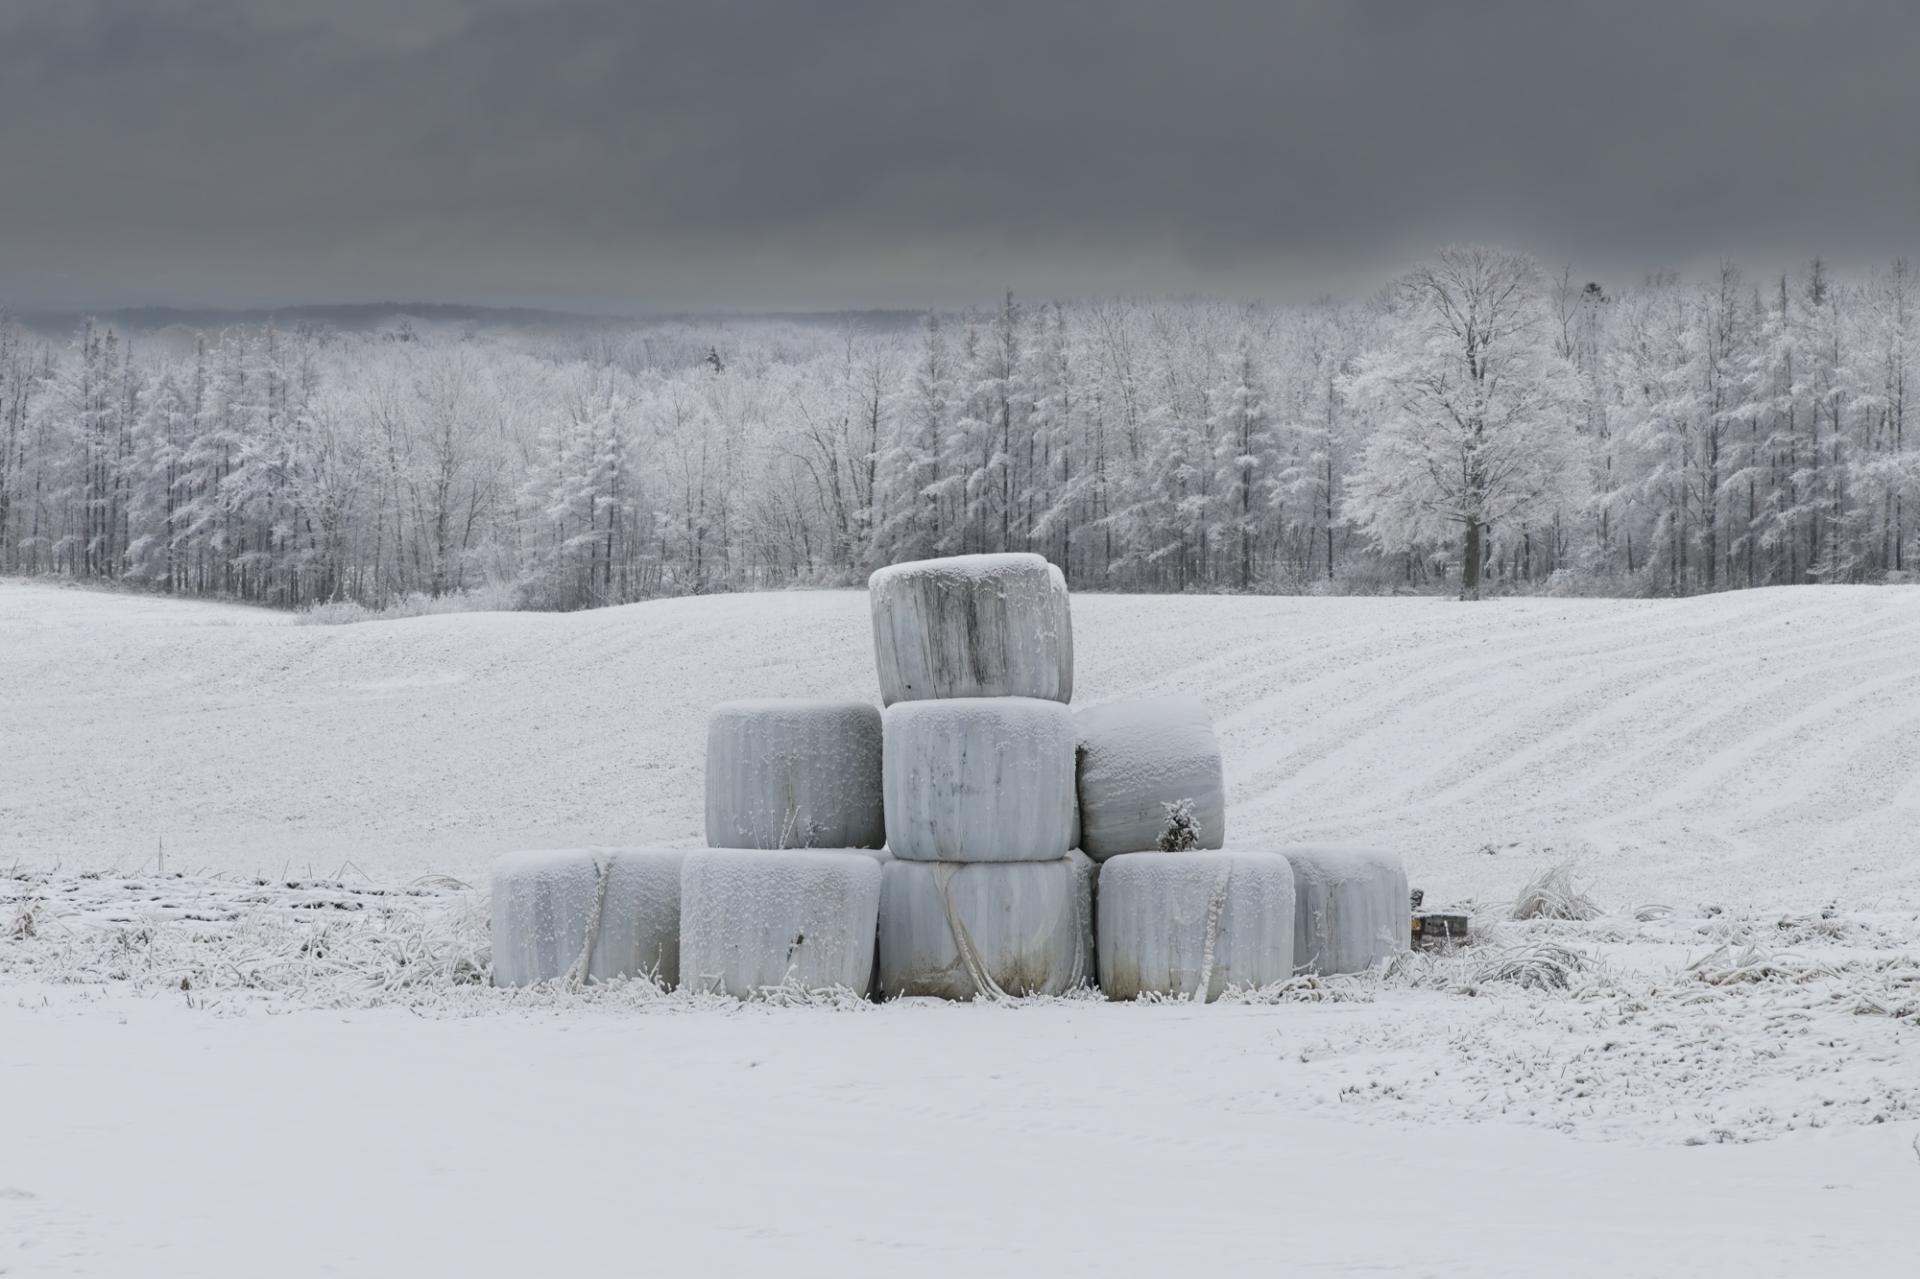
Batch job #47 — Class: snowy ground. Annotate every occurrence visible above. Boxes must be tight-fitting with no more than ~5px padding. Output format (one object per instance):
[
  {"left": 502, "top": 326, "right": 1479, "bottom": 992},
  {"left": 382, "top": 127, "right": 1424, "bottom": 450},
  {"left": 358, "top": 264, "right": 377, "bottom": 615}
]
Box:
[{"left": 3, "top": 580, "right": 1920, "bottom": 1275}]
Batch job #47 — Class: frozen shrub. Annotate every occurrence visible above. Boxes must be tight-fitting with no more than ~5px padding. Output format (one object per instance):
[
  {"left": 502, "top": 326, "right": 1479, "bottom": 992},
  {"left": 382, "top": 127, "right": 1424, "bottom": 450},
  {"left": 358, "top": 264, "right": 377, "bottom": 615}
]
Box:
[{"left": 1156, "top": 798, "right": 1202, "bottom": 851}]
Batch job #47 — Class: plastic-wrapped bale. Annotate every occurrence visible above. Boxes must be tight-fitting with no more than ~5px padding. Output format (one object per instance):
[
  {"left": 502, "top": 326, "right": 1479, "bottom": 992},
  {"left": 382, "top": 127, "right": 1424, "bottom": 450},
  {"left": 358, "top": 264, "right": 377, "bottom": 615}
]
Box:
[
  {"left": 1046, "top": 561, "right": 1074, "bottom": 700},
  {"left": 876, "top": 852, "right": 1093, "bottom": 1000},
  {"left": 490, "top": 848, "right": 687, "bottom": 988},
  {"left": 1074, "top": 695, "right": 1227, "bottom": 860},
  {"left": 869, "top": 552, "right": 1073, "bottom": 705},
  {"left": 1096, "top": 850, "right": 1295, "bottom": 1001},
  {"left": 883, "top": 697, "right": 1076, "bottom": 862},
  {"left": 1282, "top": 844, "right": 1410, "bottom": 975},
  {"left": 678, "top": 849, "right": 883, "bottom": 998},
  {"left": 705, "top": 699, "right": 884, "bottom": 849},
  {"left": 593, "top": 849, "right": 688, "bottom": 987}
]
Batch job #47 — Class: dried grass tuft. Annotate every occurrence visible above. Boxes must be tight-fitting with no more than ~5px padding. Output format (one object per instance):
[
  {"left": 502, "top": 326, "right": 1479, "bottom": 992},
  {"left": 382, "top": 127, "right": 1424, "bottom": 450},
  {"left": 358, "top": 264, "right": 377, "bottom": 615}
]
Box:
[{"left": 1511, "top": 863, "right": 1602, "bottom": 922}]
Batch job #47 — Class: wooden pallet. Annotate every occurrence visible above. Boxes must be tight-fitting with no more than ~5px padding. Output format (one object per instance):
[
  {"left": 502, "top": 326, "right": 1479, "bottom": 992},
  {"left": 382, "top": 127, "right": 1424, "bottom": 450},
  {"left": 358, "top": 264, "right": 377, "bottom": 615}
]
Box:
[{"left": 1411, "top": 912, "right": 1471, "bottom": 950}]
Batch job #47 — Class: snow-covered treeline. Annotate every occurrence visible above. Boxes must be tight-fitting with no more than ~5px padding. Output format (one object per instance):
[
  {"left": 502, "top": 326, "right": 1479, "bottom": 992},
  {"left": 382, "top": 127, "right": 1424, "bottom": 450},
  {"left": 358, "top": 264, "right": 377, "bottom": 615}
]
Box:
[{"left": 0, "top": 247, "right": 1913, "bottom": 609}]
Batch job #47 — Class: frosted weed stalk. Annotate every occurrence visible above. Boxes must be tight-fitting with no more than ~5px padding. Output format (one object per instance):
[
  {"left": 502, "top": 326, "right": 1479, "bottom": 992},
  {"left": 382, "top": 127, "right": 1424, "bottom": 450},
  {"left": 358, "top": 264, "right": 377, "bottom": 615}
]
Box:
[{"left": 1510, "top": 862, "right": 1602, "bottom": 921}]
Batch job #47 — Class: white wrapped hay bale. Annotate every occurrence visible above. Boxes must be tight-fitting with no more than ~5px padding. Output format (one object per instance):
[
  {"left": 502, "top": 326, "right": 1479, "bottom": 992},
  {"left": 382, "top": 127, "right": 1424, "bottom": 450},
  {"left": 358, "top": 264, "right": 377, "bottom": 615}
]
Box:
[
  {"left": 491, "top": 850, "right": 598, "bottom": 987},
  {"left": 1283, "top": 844, "right": 1410, "bottom": 975},
  {"left": 1074, "top": 695, "right": 1227, "bottom": 859},
  {"left": 705, "top": 699, "right": 884, "bottom": 849},
  {"left": 876, "top": 852, "right": 1093, "bottom": 1000},
  {"left": 1096, "top": 850, "right": 1295, "bottom": 1001},
  {"left": 1047, "top": 561, "right": 1074, "bottom": 700},
  {"left": 869, "top": 552, "right": 1073, "bottom": 704},
  {"left": 883, "top": 697, "right": 1076, "bottom": 862},
  {"left": 592, "top": 849, "right": 689, "bottom": 987},
  {"left": 679, "top": 848, "right": 883, "bottom": 998},
  {"left": 490, "top": 848, "right": 687, "bottom": 987}
]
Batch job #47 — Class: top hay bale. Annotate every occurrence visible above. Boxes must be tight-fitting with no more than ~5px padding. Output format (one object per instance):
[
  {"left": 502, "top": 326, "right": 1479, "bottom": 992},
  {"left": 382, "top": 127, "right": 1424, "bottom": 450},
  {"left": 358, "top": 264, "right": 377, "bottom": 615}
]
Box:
[{"left": 869, "top": 553, "right": 1073, "bottom": 705}]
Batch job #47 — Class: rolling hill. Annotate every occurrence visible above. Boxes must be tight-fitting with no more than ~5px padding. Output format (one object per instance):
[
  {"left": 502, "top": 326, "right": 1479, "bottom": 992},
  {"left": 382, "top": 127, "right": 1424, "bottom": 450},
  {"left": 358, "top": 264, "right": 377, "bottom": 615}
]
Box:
[{"left": 6, "top": 579, "right": 1919, "bottom": 911}]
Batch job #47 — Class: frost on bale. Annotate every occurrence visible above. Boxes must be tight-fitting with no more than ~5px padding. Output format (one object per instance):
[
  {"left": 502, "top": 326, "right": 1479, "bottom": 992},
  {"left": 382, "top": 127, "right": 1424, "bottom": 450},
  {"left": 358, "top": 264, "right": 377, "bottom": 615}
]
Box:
[
  {"left": 1096, "top": 850, "right": 1295, "bottom": 1001},
  {"left": 490, "top": 848, "right": 687, "bottom": 988},
  {"left": 593, "top": 849, "right": 689, "bottom": 987},
  {"left": 869, "top": 552, "right": 1074, "bottom": 705},
  {"left": 882, "top": 697, "right": 1076, "bottom": 861},
  {"left": 678, "top": 848, "right": 883, "bottom": 998},
  {"left": 1282, "top": 844, "right": 1410, "bottom": 975},
  {"left": 1074, "top": 695, "right": 1227, "bottom": 860},
  {"left": 705, "top": 699, "right": 884, "bottom": 849},
  {"left": 875, "top": 852, "right": 1093, "bottom": 1000}
]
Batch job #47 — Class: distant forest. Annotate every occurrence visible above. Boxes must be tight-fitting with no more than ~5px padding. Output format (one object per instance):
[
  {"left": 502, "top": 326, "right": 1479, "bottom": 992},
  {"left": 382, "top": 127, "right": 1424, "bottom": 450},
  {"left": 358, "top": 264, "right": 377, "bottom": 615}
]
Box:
[{"left": 1, "top": 247, "right": 1913, "bottom": 611}]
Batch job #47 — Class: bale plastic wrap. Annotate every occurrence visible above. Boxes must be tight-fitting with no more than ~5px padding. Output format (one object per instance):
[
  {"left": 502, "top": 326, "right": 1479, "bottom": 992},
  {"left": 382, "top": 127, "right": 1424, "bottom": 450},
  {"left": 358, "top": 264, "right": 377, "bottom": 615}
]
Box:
[
  {"left": 1282, "top": 844, "right": 1410, "bottom": 975},
  {"left": 882, "top": 697, "right": 1076, "bottom": 862},
  {"left": 876, "top": 852, "right": 1093, "bottom": 1000},
  {"left": 678, "top": 848, "right": 882, "bottom": 998},
  {"left": 869, "top": 552, "right": 1073, "bottom": 704},
  {"left": 1096, "top": 850, "right": 1295, "bottom": 1001},
  {"left": 592, "top": 849, "right": 688, "bottom": 987},
  {"left": 705, "top": 699, "right": 884, "bottom": 849},
  {"left": 1047, "top": 562, "right": 1074, "bottom": 701},
  {"left": 490, "top": 848, "right": 686, "bottom": 987},
  {"left": 1074, "top": 695, "right": 1227, "bottom": 859}
]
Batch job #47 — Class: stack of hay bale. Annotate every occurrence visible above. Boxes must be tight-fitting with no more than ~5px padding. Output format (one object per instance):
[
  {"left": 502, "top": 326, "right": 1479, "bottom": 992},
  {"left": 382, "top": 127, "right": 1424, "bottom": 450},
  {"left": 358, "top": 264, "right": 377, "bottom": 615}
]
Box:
[
  {"left": 487, "top": 551, "right": 1412, "bottom": 1002},
  {"left": 1081, "top": 691, "right": 1411, "bottom": 999},
  {"left": 493, "top": 697, "right": 891, "bottom": 999},
  {"left": 869, "top": 553, "right": 1091, "bottom": 999},
  {"left": 684, "top": 699, "right": 888, "bottom": 997}
]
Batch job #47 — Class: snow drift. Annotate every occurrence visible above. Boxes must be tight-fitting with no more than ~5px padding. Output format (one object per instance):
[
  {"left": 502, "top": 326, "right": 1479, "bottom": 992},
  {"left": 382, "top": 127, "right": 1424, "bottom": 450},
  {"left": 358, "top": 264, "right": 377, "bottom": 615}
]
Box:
[
  {"left": 678, "top": 848, "right": 882, "bottom": 998},
  {"left": 869, "top": 552, "right": 1073, "bottom": 704},
  {"left": 1095, "top": 850, "right": 1296, "bottom": 1001},
  {"left": 875, "top": 852, "right": 1093, "bottom": 999},
  {"left": 490, "top": 848, "right": 686, "bottom": 987},
  {"left": 882, "top": 697, "right": 1077, "bottom": 861},
  {"left": 1283, "top": 844, "right": 1410, "bottom": 974},
  {"left": 1074, "top": 694, "right": 1226, "bottom": 859},
  {"left": 704, "top": 699, "right": 885, "bottom": 849}
]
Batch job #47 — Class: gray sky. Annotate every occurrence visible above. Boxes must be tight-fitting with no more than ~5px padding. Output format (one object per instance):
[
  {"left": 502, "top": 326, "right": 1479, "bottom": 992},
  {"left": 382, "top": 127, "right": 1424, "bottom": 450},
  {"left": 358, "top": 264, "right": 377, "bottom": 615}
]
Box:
[{"left": 4, "top": 0, "right": 1916, "bottom": 312}]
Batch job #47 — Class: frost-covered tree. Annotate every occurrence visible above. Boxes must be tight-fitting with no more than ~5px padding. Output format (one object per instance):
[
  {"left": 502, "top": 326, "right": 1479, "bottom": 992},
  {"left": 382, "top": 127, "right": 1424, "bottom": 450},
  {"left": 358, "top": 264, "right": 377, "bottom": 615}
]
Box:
[
  {"left": 1343, "top": 247, "right": 1588, "bottom": 598},
  {"left": 7, "top": 255, "right": 1918, "bottom": 609}
]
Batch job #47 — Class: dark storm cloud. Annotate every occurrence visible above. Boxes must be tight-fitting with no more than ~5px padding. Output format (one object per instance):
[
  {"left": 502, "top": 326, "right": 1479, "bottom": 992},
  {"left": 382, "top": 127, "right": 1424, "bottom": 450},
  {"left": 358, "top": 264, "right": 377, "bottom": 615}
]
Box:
[{"left": 3, "top": 0, "right": 1917, "bottom": 310}]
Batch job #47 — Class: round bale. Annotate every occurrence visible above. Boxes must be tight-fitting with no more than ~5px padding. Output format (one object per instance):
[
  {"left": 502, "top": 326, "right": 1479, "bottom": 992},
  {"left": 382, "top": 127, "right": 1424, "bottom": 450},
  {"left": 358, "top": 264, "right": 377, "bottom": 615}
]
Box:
[
  {"left": 705, "top": 699, "right": 885, "bottom": 850},
  {"left": 869, "top": 552, "right": 1073, "bottom": 704}
]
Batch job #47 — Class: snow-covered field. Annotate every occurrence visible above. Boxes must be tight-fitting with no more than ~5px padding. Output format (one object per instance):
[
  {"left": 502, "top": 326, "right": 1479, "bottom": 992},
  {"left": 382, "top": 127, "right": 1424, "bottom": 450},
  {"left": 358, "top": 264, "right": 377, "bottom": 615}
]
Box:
[{"left": 4, "top": 579, "right": 1919, "bottom": 1276}]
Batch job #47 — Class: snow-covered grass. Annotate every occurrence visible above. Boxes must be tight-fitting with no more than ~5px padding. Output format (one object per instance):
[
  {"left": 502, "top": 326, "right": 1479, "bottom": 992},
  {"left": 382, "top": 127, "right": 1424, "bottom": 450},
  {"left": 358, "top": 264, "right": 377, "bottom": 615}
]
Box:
[
  {"left": 1509, "top": 861, "right": 1604, "bottom": 921},
  {"left": 5, "top": 580, "right": 1920, "bottom": 1275},
  {"left": 5, "top": 864, "right": 1914, "bottom": 1144},
  {"left": 292, "top": 582, "right": 524, "bottom": 625}
]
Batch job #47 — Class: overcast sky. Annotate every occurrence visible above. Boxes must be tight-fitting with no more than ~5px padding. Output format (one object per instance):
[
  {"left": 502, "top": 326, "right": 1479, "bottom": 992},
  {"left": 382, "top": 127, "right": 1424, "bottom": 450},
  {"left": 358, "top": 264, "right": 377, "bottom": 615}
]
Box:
[{"left": 4, "top": 0, "right": 1917, "bottom": 312}]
